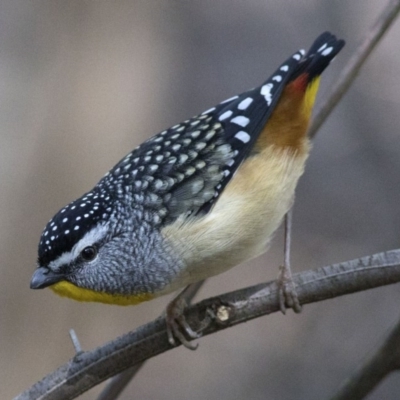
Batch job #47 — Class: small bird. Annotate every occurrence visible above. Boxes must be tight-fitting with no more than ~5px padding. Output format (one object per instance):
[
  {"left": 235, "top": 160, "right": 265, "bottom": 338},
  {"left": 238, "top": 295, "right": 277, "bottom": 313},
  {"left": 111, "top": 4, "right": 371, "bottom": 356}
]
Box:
[{"left": 31, "top": 32, "right": 344, "bottom": 347}]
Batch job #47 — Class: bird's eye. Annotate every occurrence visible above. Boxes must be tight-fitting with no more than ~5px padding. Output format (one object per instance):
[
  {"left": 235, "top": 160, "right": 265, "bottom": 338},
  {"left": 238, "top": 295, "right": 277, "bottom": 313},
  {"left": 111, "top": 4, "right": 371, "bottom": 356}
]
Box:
[{"left": 81, "top": 246, "right": 97, "bottom": 261}]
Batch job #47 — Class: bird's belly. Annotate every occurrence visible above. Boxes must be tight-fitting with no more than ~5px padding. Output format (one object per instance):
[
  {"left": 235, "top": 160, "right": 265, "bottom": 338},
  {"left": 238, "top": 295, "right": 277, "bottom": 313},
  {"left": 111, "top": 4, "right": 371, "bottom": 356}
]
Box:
[{"left": 161, "top": 144, "right": 309, "bottom": 292}]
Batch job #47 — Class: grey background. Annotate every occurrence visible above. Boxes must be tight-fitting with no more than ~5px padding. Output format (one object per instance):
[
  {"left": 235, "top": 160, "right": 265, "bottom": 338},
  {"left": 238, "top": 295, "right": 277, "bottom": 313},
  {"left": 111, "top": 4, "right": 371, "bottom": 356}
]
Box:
[{"left": 1, "top": 1, "right": 400, "bottom": 399}]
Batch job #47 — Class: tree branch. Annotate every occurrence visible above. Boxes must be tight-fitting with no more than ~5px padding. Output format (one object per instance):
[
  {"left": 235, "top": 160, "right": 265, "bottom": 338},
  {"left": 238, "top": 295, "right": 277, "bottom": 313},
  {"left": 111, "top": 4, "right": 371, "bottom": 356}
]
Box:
[
  {"left": 331, "top": 313, "right": 400, "bottom": 400},
  {"left": 15, "top": 249, "right": 400, "bottom": 400}
]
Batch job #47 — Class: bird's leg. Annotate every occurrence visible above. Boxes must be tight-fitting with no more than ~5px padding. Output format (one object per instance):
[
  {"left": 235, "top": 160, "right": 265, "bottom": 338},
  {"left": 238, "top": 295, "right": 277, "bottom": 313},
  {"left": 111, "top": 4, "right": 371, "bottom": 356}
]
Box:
[
  {"left": 277, "top": 208, "right": 302, "bottom": 314},
  {"left": 165, "top": 280, "right": 211, "bottom": 350}
]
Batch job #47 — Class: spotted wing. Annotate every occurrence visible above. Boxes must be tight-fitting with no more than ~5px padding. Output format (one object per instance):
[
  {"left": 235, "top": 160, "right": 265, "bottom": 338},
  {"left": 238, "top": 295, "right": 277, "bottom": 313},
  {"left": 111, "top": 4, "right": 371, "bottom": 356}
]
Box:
[{"left": 95, "top": 50, "right": 304, "bottom": 225}]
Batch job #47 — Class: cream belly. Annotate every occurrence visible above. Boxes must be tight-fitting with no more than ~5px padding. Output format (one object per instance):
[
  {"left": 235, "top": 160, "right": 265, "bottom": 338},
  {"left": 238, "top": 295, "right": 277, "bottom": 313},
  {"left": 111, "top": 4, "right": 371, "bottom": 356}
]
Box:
[{"left": 162, "top": 143, "right": 309, "bottom": 292}]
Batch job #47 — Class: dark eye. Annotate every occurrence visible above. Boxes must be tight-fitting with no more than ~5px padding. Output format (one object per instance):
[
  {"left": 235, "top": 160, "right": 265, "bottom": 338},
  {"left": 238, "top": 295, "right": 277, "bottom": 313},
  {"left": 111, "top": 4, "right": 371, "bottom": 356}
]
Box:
[{"left": 81, "top": 246, "right": 97, "bottom": 261}]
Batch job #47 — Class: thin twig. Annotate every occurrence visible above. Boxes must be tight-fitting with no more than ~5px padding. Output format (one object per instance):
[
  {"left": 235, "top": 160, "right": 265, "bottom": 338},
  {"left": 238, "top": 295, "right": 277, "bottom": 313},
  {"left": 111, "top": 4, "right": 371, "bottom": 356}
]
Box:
[
  {"left": 309, "top": 0, "right": 400, "bottom": 138},
  {"left": 68, "top": 329, "right": 82, "bottom": 354},
  {"left": 14, "top": 249, "right": 400, "bottom": 400},
  {"left": 331, "top": 316, "right": 400, "bottom": 400},
  {"left": 97, "top": 365, "right": 143, "bottom": 400}
]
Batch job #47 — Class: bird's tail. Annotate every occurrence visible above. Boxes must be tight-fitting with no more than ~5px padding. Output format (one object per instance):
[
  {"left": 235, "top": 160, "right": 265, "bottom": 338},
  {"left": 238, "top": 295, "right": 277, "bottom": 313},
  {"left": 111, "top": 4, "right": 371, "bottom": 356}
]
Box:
[{"left": 287, "top": 32, "right": 345, "bottom": 117}]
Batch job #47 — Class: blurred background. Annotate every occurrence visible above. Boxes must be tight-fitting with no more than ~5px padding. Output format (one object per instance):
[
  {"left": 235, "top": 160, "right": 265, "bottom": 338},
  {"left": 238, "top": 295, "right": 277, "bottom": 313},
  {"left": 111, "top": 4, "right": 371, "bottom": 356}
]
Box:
[{"left": 1, "top": 1, "right": 400, "bottom": 399}]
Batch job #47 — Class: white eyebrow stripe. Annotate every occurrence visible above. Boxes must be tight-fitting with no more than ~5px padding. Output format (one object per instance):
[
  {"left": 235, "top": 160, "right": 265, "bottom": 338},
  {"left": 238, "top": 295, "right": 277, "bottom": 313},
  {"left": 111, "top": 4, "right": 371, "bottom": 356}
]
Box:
[{"left": 48, "top": 223, "right": 109, "bottom": 270}]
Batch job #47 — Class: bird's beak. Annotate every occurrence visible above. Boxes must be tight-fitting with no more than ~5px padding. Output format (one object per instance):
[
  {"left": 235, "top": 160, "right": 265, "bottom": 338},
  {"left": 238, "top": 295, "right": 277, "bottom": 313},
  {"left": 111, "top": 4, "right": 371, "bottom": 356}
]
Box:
[{"left": 30, "top": 267, "right": 64, "bottom": 289}]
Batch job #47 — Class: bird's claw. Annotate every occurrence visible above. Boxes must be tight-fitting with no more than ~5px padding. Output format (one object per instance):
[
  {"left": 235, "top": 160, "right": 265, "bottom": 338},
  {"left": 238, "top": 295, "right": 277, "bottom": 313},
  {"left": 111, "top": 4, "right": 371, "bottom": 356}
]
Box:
[
  {"left": 165, "top": 295, "right": 211, "bottom": 350},
  {"left": 278, "top": 265, "right": 302, "bottom": 314}
]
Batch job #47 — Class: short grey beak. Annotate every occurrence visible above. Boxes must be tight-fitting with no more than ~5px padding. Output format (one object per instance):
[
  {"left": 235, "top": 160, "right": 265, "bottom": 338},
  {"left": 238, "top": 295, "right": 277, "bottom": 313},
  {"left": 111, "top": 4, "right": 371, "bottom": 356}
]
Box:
[{"left": 30, "top": 267, "right": 64, "bottom": 289}]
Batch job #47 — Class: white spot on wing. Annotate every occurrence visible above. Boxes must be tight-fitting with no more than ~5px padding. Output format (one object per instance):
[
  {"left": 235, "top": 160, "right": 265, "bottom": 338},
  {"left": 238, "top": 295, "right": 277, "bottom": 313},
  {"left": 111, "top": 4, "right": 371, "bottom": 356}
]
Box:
[
  {"left": 179, "top": 154, "right": 188, "bottom": 163},
  {"left": 202, "top": 107, "right": 216, "bottom": 115},
  {"left": 219, "top": 110, "right": 233, "bottom": 121},
  {"left": 220, "top": 95, "right": 238, "bottom": 104},
  {"left": 238, "top": 97, "right": 253, "bottom": 110},
  {"left": 230, "top": 116, "right": 250, "bottom": 127},
  {"left": 318, "top": 43, "right": 327, "bottom": 52},
  {"left": 261, "top": 83, "right": 273, "bottom": 105},
  {"left": 272, "top": 75, "right": 282, "bottom": 82},
  {"left": 149, "top": 165, "right": 158, "bottom": 172},
  {"left": 235, "top": 131, "right": 251, "bottom": 143},
  {"left": 280, "top": 65, "right": 289, "bottom": 72},
  {"left": 293, "top": 53, "right": 301, "bottom": 61},
  {"left": 322, "top": 46, "right": 333, "bottom": 56},
  {"left": 191, "top": 130, "right": 201, "bottom": 139}
]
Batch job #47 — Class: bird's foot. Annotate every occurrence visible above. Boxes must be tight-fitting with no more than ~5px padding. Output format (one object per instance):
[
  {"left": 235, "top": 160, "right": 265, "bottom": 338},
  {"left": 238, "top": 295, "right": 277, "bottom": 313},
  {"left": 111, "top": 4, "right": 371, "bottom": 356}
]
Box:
[
  {"left": 277, "top": 264, "right": 302, "bottom": 314},
  {"left": 165, "top": 292, "right": 212, "bottom": 350}
]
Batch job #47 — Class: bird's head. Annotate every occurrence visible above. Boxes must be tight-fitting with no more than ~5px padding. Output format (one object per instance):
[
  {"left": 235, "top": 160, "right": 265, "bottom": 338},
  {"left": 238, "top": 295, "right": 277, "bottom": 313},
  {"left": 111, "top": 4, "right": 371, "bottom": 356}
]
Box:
[{"left": 30, "top": 188, "right": 175, "bottom": 305}]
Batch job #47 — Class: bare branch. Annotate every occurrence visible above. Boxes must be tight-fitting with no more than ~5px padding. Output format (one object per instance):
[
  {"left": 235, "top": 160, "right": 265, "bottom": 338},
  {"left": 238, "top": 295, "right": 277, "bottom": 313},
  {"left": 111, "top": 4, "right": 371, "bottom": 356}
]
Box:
[
  {"left": 97, "top": 366, "right": 143, "bottom": 400},
  {"left": 309, "top": 0, "right": 400, "bottom": 138},
  {"left": 68, "top": 329, "right": 82, "bottom": 354},
  {"left": 331, "top": 315, "right": 400, "bottom": 400},
  {"left": 15, "top": 250, "right": 400, "bottom": 400}
]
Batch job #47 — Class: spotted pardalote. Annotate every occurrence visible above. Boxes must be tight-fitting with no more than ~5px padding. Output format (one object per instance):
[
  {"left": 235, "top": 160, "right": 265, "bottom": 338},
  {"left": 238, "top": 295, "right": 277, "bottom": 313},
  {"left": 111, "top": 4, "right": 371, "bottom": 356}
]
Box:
[{"left": 31, "top": 33, "right": 345, "bottom": 321}]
